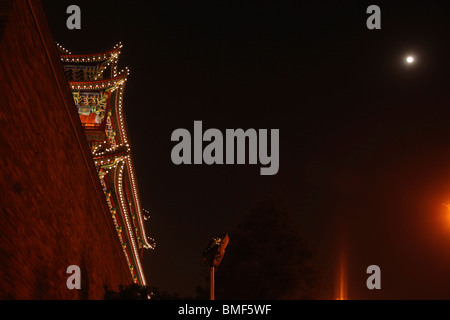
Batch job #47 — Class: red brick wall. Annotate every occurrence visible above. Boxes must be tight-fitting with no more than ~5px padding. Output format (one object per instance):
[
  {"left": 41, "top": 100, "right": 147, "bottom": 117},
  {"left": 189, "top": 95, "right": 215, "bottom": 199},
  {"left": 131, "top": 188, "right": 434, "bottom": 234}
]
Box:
[{"left": 0, "top": 0, "right": 133, "bottom": 299}]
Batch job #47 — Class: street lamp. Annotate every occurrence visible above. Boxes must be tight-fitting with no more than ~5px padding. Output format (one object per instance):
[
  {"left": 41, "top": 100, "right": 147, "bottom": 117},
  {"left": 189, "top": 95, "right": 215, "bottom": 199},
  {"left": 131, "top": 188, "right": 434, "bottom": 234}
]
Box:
[
  {"left": 442, "top": 203, "right": 450, "bottom": 225},
  {"left": 202, "top": 233, "right": 229, "bottom": 300}
]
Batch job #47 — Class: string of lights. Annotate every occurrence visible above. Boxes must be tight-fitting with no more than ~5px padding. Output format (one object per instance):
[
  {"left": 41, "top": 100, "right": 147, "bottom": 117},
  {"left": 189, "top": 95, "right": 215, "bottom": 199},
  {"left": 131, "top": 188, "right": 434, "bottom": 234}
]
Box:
[{"left": 58, "top": 43, "right": 154, "bottom": 286}]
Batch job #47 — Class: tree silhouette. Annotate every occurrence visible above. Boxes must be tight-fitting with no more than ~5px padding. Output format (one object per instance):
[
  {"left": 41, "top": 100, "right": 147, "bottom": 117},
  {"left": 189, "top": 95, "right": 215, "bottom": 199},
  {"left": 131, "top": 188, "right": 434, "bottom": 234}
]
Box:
[
  {"left": 104, "top": 284, "right": 194, "bottom": 300},
  {"left": 104, "top": 284, "right": 154, "bottom": 300},
  {"left": 215, "top": 196, "right": 321, "bottom": 299}
]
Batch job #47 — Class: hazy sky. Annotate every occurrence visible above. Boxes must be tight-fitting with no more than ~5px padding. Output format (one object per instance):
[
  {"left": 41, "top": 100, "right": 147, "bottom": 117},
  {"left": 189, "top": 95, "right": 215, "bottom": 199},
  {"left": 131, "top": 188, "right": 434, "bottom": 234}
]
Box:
[{"left": 44, "top": 0, "right": 450, "bottom": 299}]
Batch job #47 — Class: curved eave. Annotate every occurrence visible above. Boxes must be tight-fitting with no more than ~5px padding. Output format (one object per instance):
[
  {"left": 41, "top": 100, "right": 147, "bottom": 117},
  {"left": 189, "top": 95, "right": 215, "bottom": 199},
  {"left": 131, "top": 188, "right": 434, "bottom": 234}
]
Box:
[
  {"left": 114, "top": 160, "right": 147, "bottom": 285},
  {"left": 60, "top": 43, "right": 123, "bottom": 63},
  {"left": 68, "top": 72, "right": 128, "bottom": 91},
  {"left": 124, "top": 158, "right": 153, "bottom": 249},
  {"left": 113, "top": 84, "right": 154, "bottom": 250}
]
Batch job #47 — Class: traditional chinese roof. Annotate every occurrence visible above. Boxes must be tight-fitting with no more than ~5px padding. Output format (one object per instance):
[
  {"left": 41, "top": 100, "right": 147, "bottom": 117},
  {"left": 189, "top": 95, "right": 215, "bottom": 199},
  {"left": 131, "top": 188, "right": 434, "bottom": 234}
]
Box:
[{"left": 59, "top": 44, "right": 154, "bottom": 286}]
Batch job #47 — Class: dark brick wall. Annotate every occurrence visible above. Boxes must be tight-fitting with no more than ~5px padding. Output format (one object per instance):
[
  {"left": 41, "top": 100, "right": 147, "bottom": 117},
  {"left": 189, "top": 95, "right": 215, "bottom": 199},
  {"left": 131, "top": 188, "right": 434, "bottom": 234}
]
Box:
[{"left": 0, "top": 0, "right": 133, "bottom": 299}]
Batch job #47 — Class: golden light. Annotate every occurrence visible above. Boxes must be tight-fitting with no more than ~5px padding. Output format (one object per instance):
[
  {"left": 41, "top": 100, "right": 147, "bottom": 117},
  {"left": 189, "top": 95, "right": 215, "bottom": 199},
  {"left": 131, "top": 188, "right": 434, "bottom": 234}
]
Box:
[
  {"left": 442, "top": 203, "right": 450, "bottom": 224},
  {"left": 336, "top": 249, "right": 348, "bottom": 300}
]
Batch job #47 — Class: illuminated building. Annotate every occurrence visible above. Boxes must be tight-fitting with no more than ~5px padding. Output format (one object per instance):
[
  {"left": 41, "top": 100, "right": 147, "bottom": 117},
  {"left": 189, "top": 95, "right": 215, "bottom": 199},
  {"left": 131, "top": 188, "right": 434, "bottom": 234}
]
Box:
[{"left": 57, "top": 43, "right": 155, "bottom": 285}]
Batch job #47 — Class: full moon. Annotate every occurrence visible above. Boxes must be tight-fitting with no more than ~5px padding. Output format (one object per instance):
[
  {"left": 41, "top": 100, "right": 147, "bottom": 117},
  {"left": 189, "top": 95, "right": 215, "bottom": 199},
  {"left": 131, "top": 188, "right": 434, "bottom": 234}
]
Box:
[{"left": 406, "top": 56, "right": 414, "bottom": 64}]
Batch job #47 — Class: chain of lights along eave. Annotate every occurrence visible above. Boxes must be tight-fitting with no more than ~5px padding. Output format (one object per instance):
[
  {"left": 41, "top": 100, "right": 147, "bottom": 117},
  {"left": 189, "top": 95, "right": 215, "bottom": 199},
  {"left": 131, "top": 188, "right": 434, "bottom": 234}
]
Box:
[
  {"left": 59, "top": 42, "right": 123, "bottom": 64},
  {"left": 99, "top": 175, "right": 138, "bottom": 283},
  {"left": 100, "top": 166, "right": 137, "bottom": 283},
  {"left": 126, "top": 157, "right": 153, "bottom": 248},
  {"left": 116, "top": 82, "right": 155, "bottom": 250},
  {"left": 69, "top": 72, "right": 128, "bottom": 91},
  {"left": 56, "top": 42, "right": 71, "bottom": 54},
  {"left": 58, "top": 42, "right": 122, "bottom": 81},
  {"left": 95, "top": 118, "right": 150, "bottom": 249},
  {"left": 116, "top": 160, "right": 147, "bottom": 285},
  {"left": 99, "top": 159, "right": 141, "bottom": 283}
]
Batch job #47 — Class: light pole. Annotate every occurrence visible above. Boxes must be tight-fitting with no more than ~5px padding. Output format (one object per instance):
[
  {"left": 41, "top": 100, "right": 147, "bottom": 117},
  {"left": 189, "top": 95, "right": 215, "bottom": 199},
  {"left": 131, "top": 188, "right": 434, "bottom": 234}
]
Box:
[
  {"left": 210, "top": 265, "right": 215, "bottom": 300},
  {"left": 202, "top": 233, "right": 229, "bottom": 300}
]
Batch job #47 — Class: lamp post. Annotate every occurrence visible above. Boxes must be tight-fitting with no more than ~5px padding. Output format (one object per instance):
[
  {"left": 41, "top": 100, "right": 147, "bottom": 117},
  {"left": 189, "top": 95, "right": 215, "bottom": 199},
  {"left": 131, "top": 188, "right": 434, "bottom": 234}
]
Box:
[
  {"left": 202, "top": 233, "right": 229, "bottom": 300},
  {"left": 210, "top": 264, "right": 215, "bottom": 300}
]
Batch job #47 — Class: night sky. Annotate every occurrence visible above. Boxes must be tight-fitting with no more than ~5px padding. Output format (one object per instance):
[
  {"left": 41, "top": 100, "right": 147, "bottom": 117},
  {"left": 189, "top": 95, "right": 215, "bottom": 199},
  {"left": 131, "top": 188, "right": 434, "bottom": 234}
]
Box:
[{"left": 43, "top": 1, "right": 450, "bottom": 299}]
